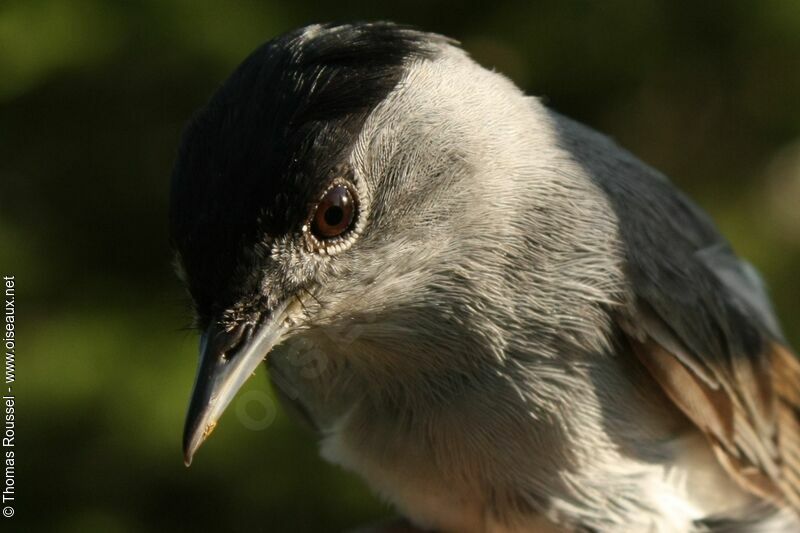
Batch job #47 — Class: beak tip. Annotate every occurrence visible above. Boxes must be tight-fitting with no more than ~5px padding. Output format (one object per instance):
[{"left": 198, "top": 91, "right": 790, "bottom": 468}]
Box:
[
  {"left": 182, "top": 418, "right": 216, "bottom": 467},
  {"left": 182, "top": 424, "right": 201, "bottom": 468},
  {"left": 182, "top": 425, "right": 204, "bottom": 467}
]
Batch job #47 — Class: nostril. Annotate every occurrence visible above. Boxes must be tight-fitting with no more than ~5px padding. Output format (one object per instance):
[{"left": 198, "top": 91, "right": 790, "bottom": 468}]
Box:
[{"left": 214, "top": 322, "right": 255, "bottom": 361}]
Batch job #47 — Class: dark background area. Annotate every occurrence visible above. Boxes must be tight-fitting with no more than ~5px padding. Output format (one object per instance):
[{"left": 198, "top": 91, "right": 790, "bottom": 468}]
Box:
[{"left": 2, "top": 1, "right": 799, "bottom": 531}]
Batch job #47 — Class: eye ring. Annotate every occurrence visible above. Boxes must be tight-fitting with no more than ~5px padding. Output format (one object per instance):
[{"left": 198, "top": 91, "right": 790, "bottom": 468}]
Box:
[{"left": 303, "top": 178, "right": 360, "bottom": 254}]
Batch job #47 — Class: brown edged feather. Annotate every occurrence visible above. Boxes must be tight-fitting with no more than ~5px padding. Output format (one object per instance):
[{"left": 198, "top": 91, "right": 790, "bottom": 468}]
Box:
[{"left": 628, "top": 325, "right": 800, "bottom": 510}]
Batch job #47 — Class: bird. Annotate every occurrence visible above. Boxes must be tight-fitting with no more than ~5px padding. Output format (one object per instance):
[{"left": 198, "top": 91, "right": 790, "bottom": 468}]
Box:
[{"left": 170, "top": 22, "right": 800, "bottom": 532}]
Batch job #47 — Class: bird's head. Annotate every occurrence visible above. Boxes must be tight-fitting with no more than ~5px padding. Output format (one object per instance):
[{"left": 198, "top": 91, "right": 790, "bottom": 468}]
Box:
[{"left": 171, "top": 22, "right": 611, "bottom": 465}]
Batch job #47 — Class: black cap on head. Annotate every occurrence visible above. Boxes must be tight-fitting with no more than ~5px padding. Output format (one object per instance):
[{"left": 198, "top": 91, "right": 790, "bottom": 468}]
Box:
[{"left": 169, "top": 22, "right": 438, "bottom": 326}]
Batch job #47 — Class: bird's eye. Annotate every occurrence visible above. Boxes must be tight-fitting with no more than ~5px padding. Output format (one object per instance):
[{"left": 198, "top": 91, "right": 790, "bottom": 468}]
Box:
[{"left": 311, "top": 185, "right": 356, "bottom": 240}]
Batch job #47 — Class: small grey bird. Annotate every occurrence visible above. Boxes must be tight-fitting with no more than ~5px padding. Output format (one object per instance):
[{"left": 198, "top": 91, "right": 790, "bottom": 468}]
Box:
[{"left": 170, "top": 22, "right": 800, "bottom": 532}]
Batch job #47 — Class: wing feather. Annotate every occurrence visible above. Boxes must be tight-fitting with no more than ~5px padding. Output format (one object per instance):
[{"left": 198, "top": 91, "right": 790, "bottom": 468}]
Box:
[{"left": 622, "top": 291, "right": 800, "bottom": 509}]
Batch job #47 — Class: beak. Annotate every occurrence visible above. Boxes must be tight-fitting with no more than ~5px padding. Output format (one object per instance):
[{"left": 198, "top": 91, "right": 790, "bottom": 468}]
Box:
[{"left": 182, "top": 299, "right": 290, "bottom": 466}]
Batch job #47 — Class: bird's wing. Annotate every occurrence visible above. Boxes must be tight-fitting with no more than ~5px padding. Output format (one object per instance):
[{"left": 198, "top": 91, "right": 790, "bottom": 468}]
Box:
[
  {"left": 597, "top": 165, "right": 800, "bottom": 508},
  {"left": 624, "top": 302, "right": 800, "bottom": 508}
]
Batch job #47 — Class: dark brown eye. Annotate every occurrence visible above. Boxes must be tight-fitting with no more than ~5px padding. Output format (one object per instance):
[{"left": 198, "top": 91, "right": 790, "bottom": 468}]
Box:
[{"left": 311, "top": 185, "right": 356, "bottom": 239}]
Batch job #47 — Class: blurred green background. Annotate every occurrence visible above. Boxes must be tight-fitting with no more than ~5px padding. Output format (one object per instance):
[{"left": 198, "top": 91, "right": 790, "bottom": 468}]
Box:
[{"left": 2, "top": 0, "right": 800, "bottom": 531}]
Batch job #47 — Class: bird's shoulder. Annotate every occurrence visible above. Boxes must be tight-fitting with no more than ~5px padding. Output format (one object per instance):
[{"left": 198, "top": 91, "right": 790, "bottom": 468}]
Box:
[{"left": 552, "top": 110, "right": 800, "bottom": 511}]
